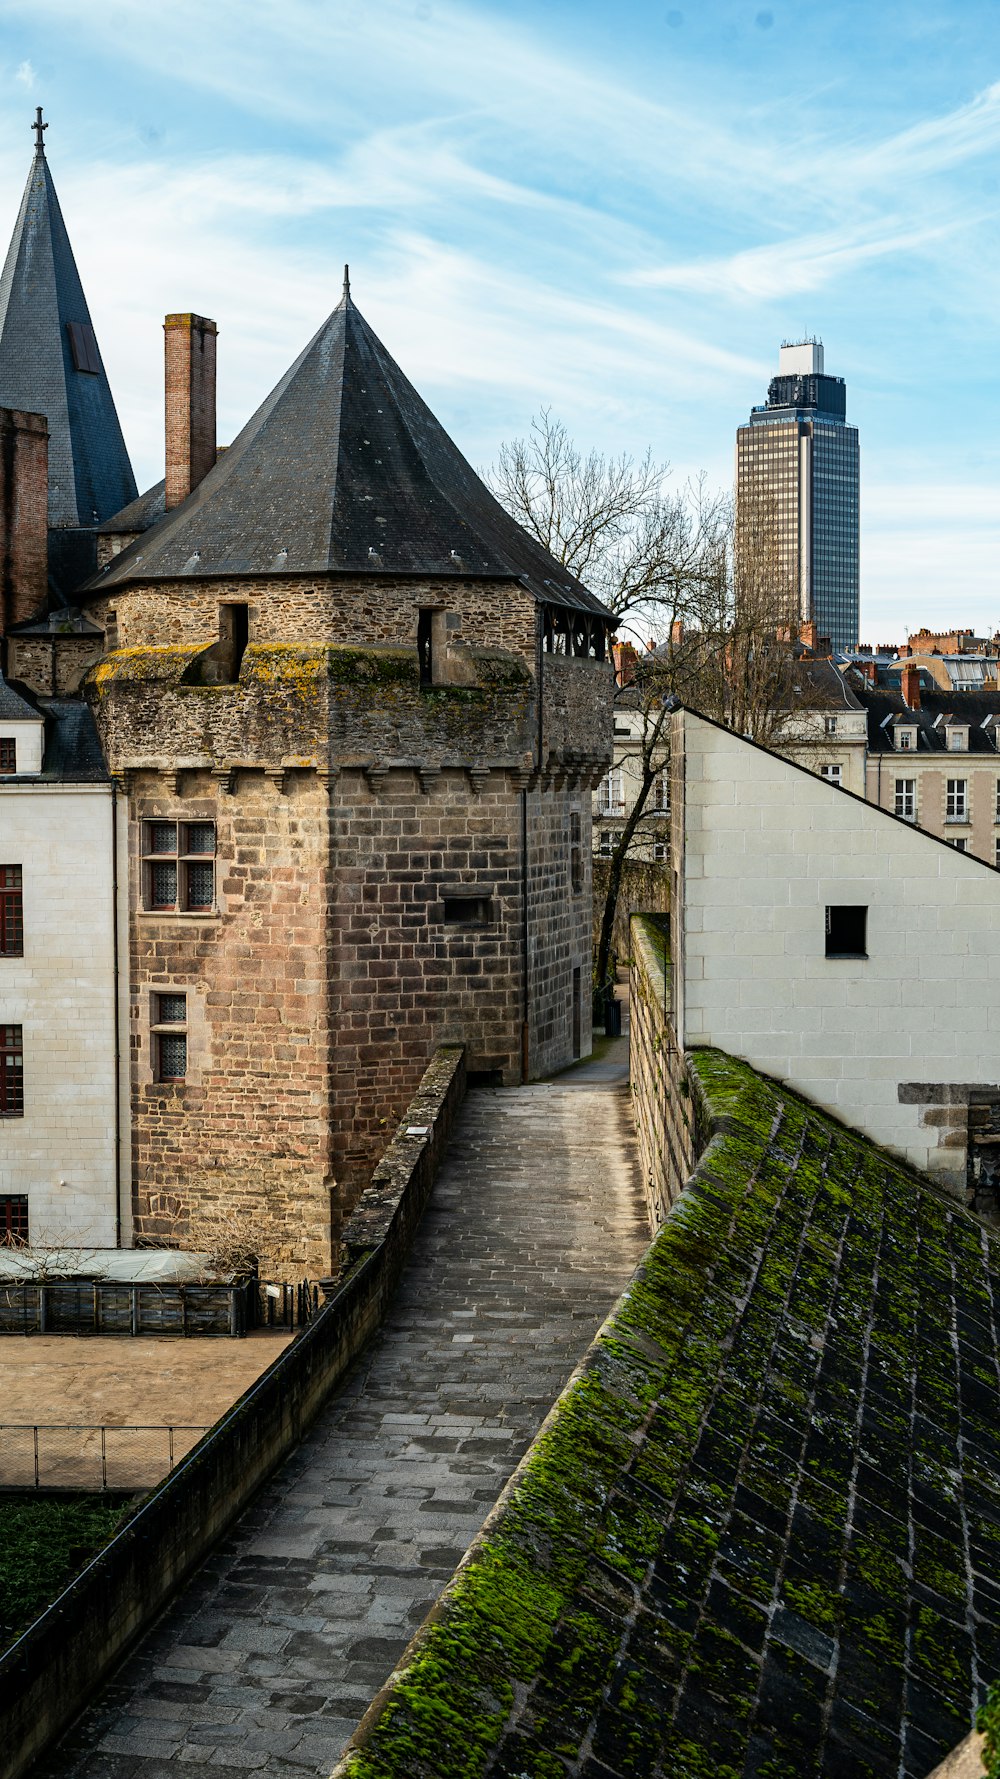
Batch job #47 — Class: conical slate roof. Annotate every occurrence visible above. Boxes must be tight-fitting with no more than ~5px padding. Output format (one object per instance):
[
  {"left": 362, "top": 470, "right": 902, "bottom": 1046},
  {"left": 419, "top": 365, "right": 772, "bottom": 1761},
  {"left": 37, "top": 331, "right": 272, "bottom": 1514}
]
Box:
[
  {"left": 92, "top": 281, "right": 609, "bottom": 615},
  {"left": 0, "top": 125, "right": 137, "bottom": 534}
]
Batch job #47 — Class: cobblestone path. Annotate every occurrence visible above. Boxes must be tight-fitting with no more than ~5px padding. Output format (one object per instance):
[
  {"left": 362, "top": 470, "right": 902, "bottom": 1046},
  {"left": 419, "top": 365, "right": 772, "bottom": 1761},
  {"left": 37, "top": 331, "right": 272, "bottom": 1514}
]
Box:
[{"left": 49, "top": 1075, "right": 647, "bottom": 1779}]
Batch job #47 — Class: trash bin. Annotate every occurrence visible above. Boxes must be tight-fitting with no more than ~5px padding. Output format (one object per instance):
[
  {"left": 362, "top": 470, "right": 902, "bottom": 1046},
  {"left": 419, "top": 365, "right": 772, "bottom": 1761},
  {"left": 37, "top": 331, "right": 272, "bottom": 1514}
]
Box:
[{"left": 604, "top": 995, "right": 622, "bottom": 1038}]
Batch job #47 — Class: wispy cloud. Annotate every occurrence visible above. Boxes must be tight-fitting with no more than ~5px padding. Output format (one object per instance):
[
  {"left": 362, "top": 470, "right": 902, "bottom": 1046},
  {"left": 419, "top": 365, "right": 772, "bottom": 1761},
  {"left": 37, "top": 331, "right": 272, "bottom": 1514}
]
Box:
[
  {"left": 626, "top": 218, "right": 961, "bottom": 301},
  {"left": 14, "top": 59, "right": 34, "bottom": 88}
]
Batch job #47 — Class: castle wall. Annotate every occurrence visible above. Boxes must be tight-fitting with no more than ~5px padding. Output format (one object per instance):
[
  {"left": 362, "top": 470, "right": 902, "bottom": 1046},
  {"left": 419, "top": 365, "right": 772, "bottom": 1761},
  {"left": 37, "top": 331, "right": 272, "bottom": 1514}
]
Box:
[
  {"left": 86, "top": 575, "right": 538, "bottom": 660},
  {"left": 89, "top": 626, "right": 612, "bottom": 1270}
]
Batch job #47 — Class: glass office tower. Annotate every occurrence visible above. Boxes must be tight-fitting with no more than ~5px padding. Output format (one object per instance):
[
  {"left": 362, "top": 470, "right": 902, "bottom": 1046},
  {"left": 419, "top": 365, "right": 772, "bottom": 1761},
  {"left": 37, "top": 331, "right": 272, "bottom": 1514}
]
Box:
[{"left": 736, "top": 340, "right": 859, "bottom": 651}]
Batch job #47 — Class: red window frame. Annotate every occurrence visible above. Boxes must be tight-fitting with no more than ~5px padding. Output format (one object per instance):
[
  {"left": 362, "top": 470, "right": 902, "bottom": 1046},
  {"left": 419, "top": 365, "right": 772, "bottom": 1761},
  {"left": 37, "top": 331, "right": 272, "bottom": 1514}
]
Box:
[
  {"left": 0, "top": 866, "right": 22, "bottom": 956},
  {"left": 0, "top": 1194, "right": 28, "bottom": 1243}
]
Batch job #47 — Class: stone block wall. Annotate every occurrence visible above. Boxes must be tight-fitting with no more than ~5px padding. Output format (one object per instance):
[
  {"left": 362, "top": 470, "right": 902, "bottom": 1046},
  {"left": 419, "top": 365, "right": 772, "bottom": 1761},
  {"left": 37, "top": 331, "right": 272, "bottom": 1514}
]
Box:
[{"left": 629, "top": 913, "right": 700, "bottom": 1227}]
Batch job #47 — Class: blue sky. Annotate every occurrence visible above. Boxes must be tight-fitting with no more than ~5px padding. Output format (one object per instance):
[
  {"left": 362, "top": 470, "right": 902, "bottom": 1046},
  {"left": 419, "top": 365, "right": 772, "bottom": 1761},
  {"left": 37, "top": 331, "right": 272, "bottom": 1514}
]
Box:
[{"left": 0, "top": 0, "right": 998, "bottom": 641}]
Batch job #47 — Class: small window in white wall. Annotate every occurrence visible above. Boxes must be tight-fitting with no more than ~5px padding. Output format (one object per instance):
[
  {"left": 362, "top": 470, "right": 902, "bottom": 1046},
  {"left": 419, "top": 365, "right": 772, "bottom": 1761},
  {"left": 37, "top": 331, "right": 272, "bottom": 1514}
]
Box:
[
  {"left": 820, "top": 764, "right": 843, "bottom": 787},
  {"left": 0, "top": 740, "right": 15, "bottom": 775},
  {"left": 995, "top": 778, "right": 1000, "bottom": 823},
  {"left": 949, "top": 838, "right": 968, "bottom": 853},
  {"left": 824, "top": 716, "right": 837, "bottom": 737},
  {"left": 825, "top": 905, "right": 867, "bottom": 958},
  {"left": 946, "top": 779, "right": 969, "bottom": 821},
  {"left": 896, "top": 728, "right": 915, "bottom": 751},
  {"left": 894, "top": 779, "right": 916, "bottom": 820}
]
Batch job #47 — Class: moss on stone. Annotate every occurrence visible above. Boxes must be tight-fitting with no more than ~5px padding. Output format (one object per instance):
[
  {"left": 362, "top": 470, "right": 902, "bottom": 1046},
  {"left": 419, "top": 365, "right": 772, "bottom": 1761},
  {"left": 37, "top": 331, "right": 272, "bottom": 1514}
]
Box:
[{"left": 338, "top": 1047, "right": 1000, "bottom": 1778}]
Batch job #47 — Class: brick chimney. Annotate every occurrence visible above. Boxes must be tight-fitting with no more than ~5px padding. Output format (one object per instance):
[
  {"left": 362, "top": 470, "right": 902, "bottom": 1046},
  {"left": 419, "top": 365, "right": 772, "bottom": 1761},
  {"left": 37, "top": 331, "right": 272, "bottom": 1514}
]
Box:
[
  {"left": 798, "top": 620, "right": 818, "bottom": 651},
  {"left": 671, "top": 619, "right": 685, "bottom": 647},
  {"left": 0, "top": 407, "right": 48, "bottom": 636},
  {"left": 901, "top": 662, "right": 921, "bottom": 710},
  {"left": 164, "top": 314, "right": 217, "bottom": 509}
]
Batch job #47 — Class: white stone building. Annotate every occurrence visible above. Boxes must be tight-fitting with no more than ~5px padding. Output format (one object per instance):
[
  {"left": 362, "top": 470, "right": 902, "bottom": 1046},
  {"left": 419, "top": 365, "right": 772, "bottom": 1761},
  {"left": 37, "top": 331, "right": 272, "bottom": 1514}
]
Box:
[
  {"left": 0, "top": 678, "right": 128, "bottom": 1246},
  {"left": 670, "top": 704, "right": 1000, "bottom": 1207}
]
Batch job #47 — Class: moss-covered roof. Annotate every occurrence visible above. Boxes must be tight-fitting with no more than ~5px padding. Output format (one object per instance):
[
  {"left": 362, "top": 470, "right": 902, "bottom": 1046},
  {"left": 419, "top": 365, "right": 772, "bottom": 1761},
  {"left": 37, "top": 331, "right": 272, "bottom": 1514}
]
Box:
[{"left": 337, "top": 1049, "right": 1000, "bottom": 1779}]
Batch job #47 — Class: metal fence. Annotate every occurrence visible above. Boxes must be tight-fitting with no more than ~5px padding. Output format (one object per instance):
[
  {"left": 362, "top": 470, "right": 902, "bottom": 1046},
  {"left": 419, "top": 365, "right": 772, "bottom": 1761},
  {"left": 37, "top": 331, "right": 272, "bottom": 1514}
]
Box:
[
  {"left": 0, "top": 1424, "right": 211, "bottom": 1491},
  {"left": 0, "top": 1277, "right": 322, "bottom": 1338}
]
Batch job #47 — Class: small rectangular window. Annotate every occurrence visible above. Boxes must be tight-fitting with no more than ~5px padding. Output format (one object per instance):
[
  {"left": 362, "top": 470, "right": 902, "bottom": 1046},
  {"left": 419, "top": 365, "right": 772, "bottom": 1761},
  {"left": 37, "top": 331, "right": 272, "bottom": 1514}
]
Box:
[
  {"left": 820, "top": 764, "right": 843, "bottom": 787},
  {"left": 0, "top": 739, "right": 15, "bottom": 775},
  {"left": 442, "top": 895, "right": 491, "bottom": 925},
  {"left": 894, "top": 779, "right": 915, "bottom": 820},
  {"left": 949, "top": 730, "right": 965, "bottom": 750},
  {"left": 824, "top": 716, "right": 837, "bottom": 737},
  {"left": 896, "top": 730, "right": 912, "bottom": 751},
  {"left": 0, "top": 865, "right": 23, "bottom": 955},
  {"left": 0, "top": 1193, "right": 28, "bottom": 1244},
  {"left": 825, "top": 906, "right": 867, "bottom": 959},
  {"left": 949, "top": 838, "right": 968, "bottom": 853},
  {"left": 995, "top": 777, "right": 1000, "bottom": 824},
  {"left": 152, "top": 993, "right": 187, "bottom": 1082},
  {"left": 570, "top": 812, "right": 583, "bottom": 894},
  {"left": 0, "top": 1024, "right": 23, "bottom": 1115},
  {"left": 142, "top": 822, "right": 216, "bottom": 912}
]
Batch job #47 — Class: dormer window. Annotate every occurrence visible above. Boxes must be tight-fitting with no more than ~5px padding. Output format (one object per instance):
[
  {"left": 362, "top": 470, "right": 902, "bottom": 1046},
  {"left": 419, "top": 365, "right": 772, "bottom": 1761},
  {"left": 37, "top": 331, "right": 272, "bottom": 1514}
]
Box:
[
  {"left": 947, "top": 727, "right": 968, "bottom": 751},
  {"left": 895, "top": 727, "right": 915, "bottom": 751}
]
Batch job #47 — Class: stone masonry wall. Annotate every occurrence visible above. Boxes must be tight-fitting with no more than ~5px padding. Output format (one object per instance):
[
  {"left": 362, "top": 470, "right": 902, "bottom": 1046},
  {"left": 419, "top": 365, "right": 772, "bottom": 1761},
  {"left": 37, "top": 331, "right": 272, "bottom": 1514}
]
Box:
[
  {"left": 89, "top": 621, "right": 611, "bottom": 1267},
  {"left": 86, "top": 574, "right": 538, "bottom": 660},
  {"left": 126, "top": 770, "right": 332, "bottom": 1276},
  {"left": 629, "top": 913, "right": 701, "bottom": 1227}
]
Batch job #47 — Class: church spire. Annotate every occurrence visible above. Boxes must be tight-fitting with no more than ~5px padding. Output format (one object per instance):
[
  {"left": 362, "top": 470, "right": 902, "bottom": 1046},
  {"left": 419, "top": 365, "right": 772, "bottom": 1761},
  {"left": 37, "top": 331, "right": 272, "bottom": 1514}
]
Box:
[{"left": 0, "top": 123, "right": 137, "bottom": 596}]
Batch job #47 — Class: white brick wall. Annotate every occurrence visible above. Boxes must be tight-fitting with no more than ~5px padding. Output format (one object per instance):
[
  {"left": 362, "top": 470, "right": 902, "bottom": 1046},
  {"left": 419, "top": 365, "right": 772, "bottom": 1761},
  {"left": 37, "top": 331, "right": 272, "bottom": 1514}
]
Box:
[
  {"left": 673, "top": 709, "right": 1000, "bottom": 1192},
  {"left": 0, "top": 783, "right": 127, "bottom": 1244}
]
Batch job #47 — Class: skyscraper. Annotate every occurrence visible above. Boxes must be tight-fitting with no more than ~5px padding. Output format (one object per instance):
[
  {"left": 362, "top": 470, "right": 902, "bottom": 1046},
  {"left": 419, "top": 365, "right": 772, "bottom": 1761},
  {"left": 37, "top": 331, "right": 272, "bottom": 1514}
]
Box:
[{"left": 736, "top": 340, "right": 859, "bottom": 652}]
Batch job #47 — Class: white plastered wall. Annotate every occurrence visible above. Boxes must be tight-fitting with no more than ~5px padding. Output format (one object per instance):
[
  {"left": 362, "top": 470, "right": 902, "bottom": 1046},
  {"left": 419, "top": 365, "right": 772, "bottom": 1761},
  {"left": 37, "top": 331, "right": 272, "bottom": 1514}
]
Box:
[
  {"left": 0, "top": 783, "right": 129, "bottom": 1245},
  {"left": 673, "top": 708, "right": 1000, "bottom": 1190}
]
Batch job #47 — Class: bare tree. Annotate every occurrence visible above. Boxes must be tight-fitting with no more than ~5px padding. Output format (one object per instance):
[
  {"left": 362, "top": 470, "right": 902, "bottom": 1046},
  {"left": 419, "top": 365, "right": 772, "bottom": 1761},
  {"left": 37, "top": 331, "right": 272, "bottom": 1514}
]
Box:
[{"left": 488, "top": 410, "right": 726, "bottom": 633}]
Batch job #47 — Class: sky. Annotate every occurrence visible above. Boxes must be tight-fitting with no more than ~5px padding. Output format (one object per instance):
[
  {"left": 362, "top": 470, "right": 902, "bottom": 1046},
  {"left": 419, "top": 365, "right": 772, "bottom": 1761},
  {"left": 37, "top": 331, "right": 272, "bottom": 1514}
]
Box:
[{"left": 0, "top": 0, "right": 997, "bottom": 642}]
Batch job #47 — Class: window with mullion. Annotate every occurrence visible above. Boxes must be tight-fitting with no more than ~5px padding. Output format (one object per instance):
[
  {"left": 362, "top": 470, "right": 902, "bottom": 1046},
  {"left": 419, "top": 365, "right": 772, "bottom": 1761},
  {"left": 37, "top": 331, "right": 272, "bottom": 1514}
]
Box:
[
  {"left": 946, "top": 778, "right": 968, "bottom": 821},
  {"left": 142, "top": 821, "right": 215, "bottom": 912},
  {"left": 0, "top": 866, "right": 23, "bottom": 955},
  {"left": 153, "top": 992, "right": 187, "bottom": 1083},
  {"left": 0, "top": 1024, "right": 23, "bottom": 1115}
]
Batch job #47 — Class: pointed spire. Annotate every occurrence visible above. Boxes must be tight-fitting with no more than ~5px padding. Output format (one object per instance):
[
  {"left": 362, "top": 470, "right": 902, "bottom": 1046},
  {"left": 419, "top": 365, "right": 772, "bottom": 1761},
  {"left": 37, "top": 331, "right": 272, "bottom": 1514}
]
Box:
[
  {"left": 0, "top": 130, "right": 137, "bottom": 593},
  {"left": 343, "top": 263, "right": 351, "bottom": 303}
]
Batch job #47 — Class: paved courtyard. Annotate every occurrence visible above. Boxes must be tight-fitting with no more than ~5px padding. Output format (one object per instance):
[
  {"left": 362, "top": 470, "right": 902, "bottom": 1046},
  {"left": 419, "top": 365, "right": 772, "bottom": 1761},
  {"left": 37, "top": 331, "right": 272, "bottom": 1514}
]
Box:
[{"left": 47, "top": 1066, "right": 647, "bottom": 1778}]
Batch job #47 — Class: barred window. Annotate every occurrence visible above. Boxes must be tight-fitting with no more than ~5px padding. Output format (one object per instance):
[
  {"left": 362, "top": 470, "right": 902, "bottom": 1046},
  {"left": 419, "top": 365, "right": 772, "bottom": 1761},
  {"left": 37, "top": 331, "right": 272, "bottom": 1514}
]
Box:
[
  {"left": 142, "top": 822, "right": 215, "bottom": 912},
  {"left": 0, "top": 865, "right": 23, "bottom": 955},
  {"left": 153, "top": 993, "right": 187, "bottom": 1083},
  {"left": 0, "top": 1024, "right": 23, "bottom": 1115}
]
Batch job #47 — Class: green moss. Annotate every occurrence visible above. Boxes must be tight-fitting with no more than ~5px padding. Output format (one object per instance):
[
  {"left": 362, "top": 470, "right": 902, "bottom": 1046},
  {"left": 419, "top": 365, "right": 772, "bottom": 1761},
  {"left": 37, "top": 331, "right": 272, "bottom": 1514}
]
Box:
[
  {"left": 325, "top": 644, "right": 418, "bottom": 686},
  {"left": 979, "top": 1679, "right": 1000, "bottom": 1778}
]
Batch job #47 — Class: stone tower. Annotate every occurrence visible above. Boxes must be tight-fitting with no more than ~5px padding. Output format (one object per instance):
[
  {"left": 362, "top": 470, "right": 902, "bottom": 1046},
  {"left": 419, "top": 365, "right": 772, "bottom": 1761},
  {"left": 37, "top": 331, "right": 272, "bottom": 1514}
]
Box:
[{"left": 72, "top": 277, "right": 613, "bottom": 1273}]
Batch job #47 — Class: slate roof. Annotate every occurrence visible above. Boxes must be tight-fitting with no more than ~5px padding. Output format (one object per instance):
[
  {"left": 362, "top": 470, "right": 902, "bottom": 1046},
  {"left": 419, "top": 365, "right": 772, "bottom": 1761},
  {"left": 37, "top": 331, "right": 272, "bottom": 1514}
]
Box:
[
  {"left": 97, "top": 477, "right": 165, "bottom": 537},
  {"left": 341, "top": 1045, "right": 1000, "bottom": 1779},
  {"left": 35, "top": 697, "right": 108, "bottom": 780},
  {"left": 0, "top": 135, "right": 137, "bottom": 537},
  {"left": 0, "top": 675, "right": 41, "bottom": 720},
  {"left": 88, "top": 283, "right": 610, "bottom": 616},
  {"left": 856, "top": 684, "right": 1000, "bottom": 753}
]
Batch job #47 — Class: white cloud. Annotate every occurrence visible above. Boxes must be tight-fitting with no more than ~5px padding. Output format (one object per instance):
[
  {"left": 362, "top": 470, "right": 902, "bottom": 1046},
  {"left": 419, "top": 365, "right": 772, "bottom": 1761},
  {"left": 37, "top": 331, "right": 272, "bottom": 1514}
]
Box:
[
  {"left": 14, "top": 59, "right": 35, "bottom": 88},
  {"left": 625, "top": 218, "right": 960, "bottom": 303}
]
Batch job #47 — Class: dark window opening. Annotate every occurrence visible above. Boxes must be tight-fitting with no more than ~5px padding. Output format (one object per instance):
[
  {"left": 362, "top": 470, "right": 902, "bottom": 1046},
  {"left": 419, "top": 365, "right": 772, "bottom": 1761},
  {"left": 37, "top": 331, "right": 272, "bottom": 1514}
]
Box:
[
  {"left": 0, "top": 865, "right": 23, "bottom": 956},
  {"left": 570, "top": 812, "right": 583, "bottom": 893},
  {"left": 825, "top": 905, "right": 867, "bottom": 958},
  {"left": 572, "top": 965, "right": 582, "bottom": 1060},
  {"left": 66, "top": 320, "right": 101, "bottom": 375},
  {"left": 417, "top": 608, "right": 433, "bottom": 687},
  {"left": 0, "top": 1194, "right": 28, "bottom": 1244},
  {"left": 443, "top": 895, "right": 491, "bottom": 925},
  {"left": 105, "top": 609, "right": 118, "bottom": 650},
  {"left": 0, "top": 1024, "right": 23, "bottom": 1116},
  {"left": 218, "top": 603, "right": 249, "bottom": 682},
  {"left": 0, "top": 740, "right": 16, "bottom": 775}
]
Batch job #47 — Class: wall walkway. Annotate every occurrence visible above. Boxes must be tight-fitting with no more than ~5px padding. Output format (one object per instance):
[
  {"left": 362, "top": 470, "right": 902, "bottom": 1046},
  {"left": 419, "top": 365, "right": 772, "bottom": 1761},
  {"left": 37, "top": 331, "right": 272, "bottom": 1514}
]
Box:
[{"left": 48, "top": 1074, "right": 647, "bottom": 1778}]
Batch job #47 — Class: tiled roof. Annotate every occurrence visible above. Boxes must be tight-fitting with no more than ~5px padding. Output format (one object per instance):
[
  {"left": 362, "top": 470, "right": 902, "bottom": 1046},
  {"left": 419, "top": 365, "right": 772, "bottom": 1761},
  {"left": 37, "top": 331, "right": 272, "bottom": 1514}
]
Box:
[
  {"left": 87, "top": 284, "right": 610, "bottom": 616},
  {"left": 343, "top": 1049, "right": 1000, "bottom": 1779},
  {"left": 857, "top": 685, "right": 1000, "bottom": 753},
  {"left": 97, "top": 478, "right": 165, "bottom": 536},
  {"left": 0, "top": 675, "right": 41, "bottom": 720},
  {"left": 0, "top": 140, "right": 137, "bottom": 548}
]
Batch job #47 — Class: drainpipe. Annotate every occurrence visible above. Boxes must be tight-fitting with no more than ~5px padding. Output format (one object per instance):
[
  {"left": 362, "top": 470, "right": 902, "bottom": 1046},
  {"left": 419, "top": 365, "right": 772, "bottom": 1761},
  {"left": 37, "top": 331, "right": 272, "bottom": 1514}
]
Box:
[{"left": 111, "top": 780, "right": 122, "bottom": 1247}]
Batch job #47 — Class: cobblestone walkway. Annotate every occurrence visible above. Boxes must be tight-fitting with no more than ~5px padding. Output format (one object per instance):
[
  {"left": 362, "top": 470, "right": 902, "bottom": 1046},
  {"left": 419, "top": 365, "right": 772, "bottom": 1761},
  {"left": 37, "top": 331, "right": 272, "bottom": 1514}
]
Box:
[{"left": 49, "top": 1076, "right": 647, "bottom": 1779}]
